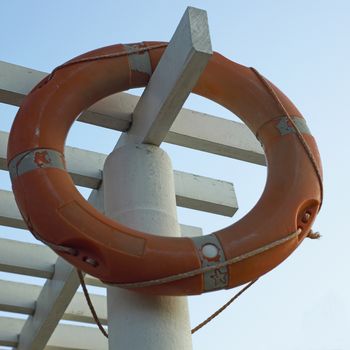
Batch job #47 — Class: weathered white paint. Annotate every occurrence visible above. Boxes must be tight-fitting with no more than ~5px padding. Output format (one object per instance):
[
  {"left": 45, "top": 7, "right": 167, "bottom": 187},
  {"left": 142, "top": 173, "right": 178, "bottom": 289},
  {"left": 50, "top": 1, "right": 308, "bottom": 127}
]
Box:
[
  {"left": 104, "top": 145, "right": 182, "bottom": 235},
  {"left": 0, "top": 5, "right": 268, "bottom": 348}
]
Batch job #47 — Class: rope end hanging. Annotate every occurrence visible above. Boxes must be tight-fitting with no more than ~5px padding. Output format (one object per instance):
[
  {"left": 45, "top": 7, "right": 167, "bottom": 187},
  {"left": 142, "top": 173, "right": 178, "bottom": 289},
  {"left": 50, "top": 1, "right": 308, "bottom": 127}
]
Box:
[
  {"left": 77, "top": 269, "right": 109, "bottom": 338},
  {"left": 307, "top": 230, "right": 321, "bottom": 239},
  {"left": 191, "top": 279, "right": 258, "bottom": 334}
]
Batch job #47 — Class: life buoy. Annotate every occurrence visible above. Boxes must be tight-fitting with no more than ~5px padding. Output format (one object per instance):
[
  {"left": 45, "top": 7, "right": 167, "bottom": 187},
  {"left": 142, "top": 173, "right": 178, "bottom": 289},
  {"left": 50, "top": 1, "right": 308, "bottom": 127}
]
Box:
[{"left": 7, "top": 42, "right": 322, "bottom": 295}]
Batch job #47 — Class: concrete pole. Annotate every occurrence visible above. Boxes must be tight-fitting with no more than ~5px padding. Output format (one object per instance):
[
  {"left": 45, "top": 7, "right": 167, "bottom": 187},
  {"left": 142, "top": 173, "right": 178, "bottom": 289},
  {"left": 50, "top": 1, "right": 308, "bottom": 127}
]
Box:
[
  {"left": 103, "top": 143, "right": 193, "bottom": 349},
  {"left": 102, "top": 7, "right": 211, "bottom": 349}
]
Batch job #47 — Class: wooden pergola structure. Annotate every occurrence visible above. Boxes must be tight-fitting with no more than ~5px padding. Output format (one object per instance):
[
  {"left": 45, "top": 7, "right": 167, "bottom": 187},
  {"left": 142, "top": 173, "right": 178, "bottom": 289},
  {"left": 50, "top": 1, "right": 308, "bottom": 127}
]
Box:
[{"left": 0, "top": 7, "right": 265, "bottom": 349}]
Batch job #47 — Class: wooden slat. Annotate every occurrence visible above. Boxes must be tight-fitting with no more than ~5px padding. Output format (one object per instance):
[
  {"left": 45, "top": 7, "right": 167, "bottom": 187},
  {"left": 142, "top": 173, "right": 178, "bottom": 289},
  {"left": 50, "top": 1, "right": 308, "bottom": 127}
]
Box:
[
  {"left": 173, "top": 171, "right": 237, "bottom": 216},
  {"left": 0, "top": 238, "right": 55, "bottom": 279},
  {"left": 168, "top": 108, "right": 265, "bottom": 165},
  {"left": 15, "top": 188, "right": 104, "bottom": 350},
  {"left": 0, "top": 237, "right": 103, "bottom": 287},
  {"left": 0, "top": 279, "right": 107, "bottom": 325},
  {"left": 0, "top": 316, "right": 20, "bottom": 347},
  {"left": 0, "top": 317, "right": 108, "bottom": 349},
  {"left": 16, "top": 259, "right": 84, "bottom": 350},
  {"left": 120, "top": 7, "right": 211, "bottom": 146},
  {"left": 0, "top": 60, "right": 131, "bottom": 131},
  {"left": 178, "top": 223, "right": 203, "bottom": 238},
  {"left": 0, "top": 188, "right": 27, "bottom": 230},
  {"left": 1, "top": 130, "right": 238, "bottom": 216},
  {"left": 0, "top": 60, "right": 265, "bottom": 165}
]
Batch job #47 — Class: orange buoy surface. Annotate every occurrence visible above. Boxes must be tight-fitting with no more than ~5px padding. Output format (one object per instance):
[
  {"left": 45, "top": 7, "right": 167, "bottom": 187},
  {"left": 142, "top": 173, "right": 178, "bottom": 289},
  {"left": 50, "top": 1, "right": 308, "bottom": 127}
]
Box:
[{"left": 7, "top": 42, "right": 322, "bottom": 295}]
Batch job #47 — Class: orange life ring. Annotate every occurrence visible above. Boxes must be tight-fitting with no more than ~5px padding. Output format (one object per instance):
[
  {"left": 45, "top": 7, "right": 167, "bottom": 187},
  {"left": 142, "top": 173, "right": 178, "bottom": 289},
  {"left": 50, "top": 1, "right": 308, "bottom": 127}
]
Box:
[{"left": 7, "top": 42, "right": 322, "bottom": 295}]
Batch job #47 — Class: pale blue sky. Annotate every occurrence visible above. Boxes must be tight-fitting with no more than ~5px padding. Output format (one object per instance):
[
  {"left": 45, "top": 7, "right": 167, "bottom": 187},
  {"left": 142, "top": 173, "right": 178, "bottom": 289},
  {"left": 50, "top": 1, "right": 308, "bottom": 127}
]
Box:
[{"left": 1, "top": 1, "right": 349, "bottom": 349}]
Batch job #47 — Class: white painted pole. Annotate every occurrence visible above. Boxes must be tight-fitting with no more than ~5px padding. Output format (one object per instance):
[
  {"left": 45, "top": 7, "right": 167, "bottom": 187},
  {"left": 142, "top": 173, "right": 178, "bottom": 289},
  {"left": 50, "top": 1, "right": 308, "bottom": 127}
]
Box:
[
  {"left": 103, "top": 7, "right": 211, "bottom": 349},
  {"left": 104, "top": 144, "right": 193, "bottom": 349}
]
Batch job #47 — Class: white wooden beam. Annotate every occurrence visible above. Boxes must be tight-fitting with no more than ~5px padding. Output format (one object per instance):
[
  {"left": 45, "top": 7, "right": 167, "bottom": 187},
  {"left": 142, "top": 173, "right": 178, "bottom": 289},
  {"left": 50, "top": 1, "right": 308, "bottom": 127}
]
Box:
[
  {"left": 1, "top": 131, "right": 238, "bottom": 216},
  {"left": 121, "top": 7, "right": 211, "bottom": 146},
  {"left": 0, "top": 237, "right": 101, "bottom": 287},
  {"left": 0, "top": 238, "right": 55, "bottom": 279},
  {"left": 0, "top": 188, "right": 27, "bottom": 229},
  {"left": 168, "top": 109, "right": 265, "bottom": 164},
  {"left": 174, "top": 171, "right": 237, "bottom": 216},
  {"left": 0, "top": 60, "right": 131, "bottom": 131},
  {"left": 0, "top": 316, "right": 19, "bottom": 348},
  {"left": 178, "top": 223, "right": 203, "bottom": 238},
  {"left": 0, "top": 232, "right": 201, "bottom": 288},
  {"left": 0, "top": 60, "right": 265, "bottom": 164},
  {"left": 0, "top": 317, "right": 108, "bottom": 349},
  {"left": 0, "top": 279, "right": 107, "bottom": 325}
]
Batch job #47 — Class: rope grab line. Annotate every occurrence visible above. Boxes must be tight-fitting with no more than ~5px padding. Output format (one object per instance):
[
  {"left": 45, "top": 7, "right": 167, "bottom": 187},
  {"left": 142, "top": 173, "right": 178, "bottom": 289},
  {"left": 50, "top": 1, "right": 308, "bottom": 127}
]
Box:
[
  {"left": 108, "top": 228, "right": 301, "bottom": 289},
  {"left": 78, "top": 228, "right": 325, "bottom": 339},
  {"left": 78, "top": 230, "right": 320, "bottom": 338}
]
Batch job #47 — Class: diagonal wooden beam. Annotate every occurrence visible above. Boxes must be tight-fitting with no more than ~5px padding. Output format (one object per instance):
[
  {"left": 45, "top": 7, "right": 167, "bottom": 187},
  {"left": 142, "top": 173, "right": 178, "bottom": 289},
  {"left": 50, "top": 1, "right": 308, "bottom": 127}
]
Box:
[
  {"left": 168, "top": 109, "right": 265, "bottom": 164},
  {"left": 119, "top": 7, "right": 212, "bottom": 146},
  {"left": 15, "top": 189, "right": 104, "bottom": 350}
]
